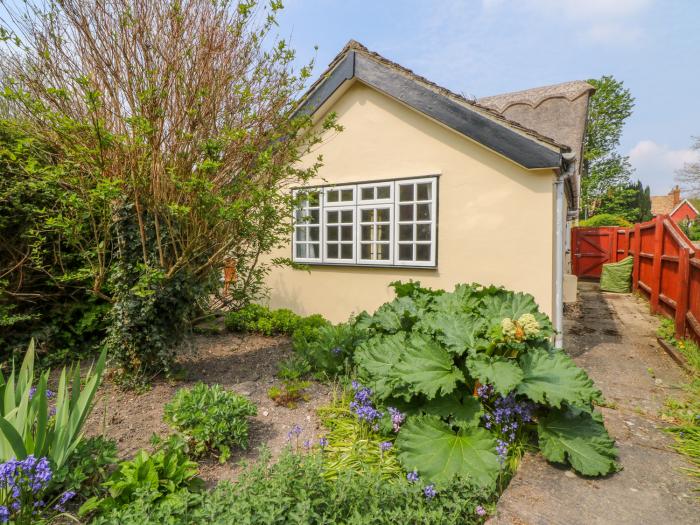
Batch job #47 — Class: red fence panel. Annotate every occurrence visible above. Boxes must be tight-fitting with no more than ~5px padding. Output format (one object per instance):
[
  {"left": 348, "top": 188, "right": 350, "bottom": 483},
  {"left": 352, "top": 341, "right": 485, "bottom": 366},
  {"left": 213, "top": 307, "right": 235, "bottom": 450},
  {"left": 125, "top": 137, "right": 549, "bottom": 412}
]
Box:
[{"left": 572, "top": 215, "right": 696, "bottom": 344}]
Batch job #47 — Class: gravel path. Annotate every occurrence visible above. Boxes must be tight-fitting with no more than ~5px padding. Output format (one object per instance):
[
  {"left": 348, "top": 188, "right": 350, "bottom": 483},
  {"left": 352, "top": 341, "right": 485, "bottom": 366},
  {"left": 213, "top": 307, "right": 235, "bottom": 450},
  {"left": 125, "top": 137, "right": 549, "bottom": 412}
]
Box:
[{"left": 492, "top": 281, "right": 698, "bottom": 524}]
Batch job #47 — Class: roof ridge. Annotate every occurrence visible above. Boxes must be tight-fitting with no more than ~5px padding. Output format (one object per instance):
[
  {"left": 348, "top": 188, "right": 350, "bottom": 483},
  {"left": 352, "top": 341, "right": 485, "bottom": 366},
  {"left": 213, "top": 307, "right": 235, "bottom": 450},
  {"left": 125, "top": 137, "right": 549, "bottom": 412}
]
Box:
[{"left": 306, "top": 39, "right": 569, "bottom": 152}]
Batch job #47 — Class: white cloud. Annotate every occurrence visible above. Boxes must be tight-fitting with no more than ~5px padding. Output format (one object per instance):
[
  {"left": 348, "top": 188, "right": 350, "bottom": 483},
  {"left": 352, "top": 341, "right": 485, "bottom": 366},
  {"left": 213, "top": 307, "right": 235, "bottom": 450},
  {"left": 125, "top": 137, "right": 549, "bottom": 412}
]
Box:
[
  {"left": 482, "top": 0, "right": 653, "bottom": 45},
  {"left": 628, "top": 140, "right": 699, "bottom": 194}
]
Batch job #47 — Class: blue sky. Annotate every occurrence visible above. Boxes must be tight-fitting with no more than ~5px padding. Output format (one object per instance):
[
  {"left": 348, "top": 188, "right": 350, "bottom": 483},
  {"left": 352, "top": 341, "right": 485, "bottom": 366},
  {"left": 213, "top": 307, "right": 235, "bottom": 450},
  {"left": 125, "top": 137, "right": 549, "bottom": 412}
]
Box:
[{"left": 276, "top": 0, "right": 700, "bottom": 195}]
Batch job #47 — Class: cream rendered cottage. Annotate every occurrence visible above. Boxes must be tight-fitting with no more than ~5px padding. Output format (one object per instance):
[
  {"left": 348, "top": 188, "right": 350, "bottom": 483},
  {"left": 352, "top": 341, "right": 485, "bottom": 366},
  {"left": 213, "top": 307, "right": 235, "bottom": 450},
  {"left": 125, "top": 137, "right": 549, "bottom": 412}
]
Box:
[{"left": 264, "top": 41, "right": 593, "bottom": 345}]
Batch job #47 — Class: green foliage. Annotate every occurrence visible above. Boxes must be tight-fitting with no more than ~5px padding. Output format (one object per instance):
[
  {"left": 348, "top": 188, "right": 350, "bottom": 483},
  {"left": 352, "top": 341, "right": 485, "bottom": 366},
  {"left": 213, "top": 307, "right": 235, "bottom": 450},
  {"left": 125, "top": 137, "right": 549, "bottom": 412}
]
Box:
[
  {"left": 582, "top": 75, "right": 636, "bottom": 219},
  {"left": 657, "top": 317, "right": 700, "bottom": 495},
  {"left": 90, "top": 449, "right": 492, "bottom": 525},
  {"left": 537, "top": 408, "right": 619, "bottom": 476},
  {"left": 79, "top": 435, "right": 204, "bottom": 518},
  {"left": 318, "top": 390, "right": 403, "bottom": 480},
  {"left": 50, "top": 436, "right": 118, "bottom": 502},
  {"left": 517, "top": 348, "right": 602, "bottom": 408},
  {"left": 353, "top": 282, "right": 617, "bottom": 485},
  {"left": 0, "top": 121, "right": 111, "bottom": 363},
  {"left": 578, "top": 214, "right": 633, "bottom": 228},
  {"left": 268, "top": 380, "right": 311, "bottom": 408},
  {"left": 276, "top": 355, "right": 311, "bottom": 381},
  {"left": 592, "top": 180, "right": 652, "bottom": 223},
  {"left": 1, "top": 0, "right": 340, "bottom": 384},
  {"left": 105, "top": 204, "right": 215, "bottom": 387},
  {"left": 679, "top": 218, "right": 700, "bottom": 242},
  {"left": 0, "top": 340, "right": 106, "bottom": 469},
  {"left": 224, "top": 304, "right": 319, "bottom": 336},
  {"left": 163, "top": 383, "right": 257, "bottom": 463},
  {"left": 292, "top": 320, "right": 359, "bottom": 376},
  {"left": 397, "top": 415, "right": 500, "bottom": 488}
]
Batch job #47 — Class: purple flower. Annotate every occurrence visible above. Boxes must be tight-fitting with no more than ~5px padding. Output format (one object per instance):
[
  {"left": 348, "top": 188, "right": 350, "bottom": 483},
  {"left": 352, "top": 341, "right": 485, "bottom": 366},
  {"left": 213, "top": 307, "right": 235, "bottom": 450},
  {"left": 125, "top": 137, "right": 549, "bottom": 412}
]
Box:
[
  {"left": 496, "top": 439, "right": 509, "bottom": 463},
  {"left": 303, "top": 440, "right": 311, "bottom": 449},
  {"left": 53, "top": 490, "right": 75, "bottom": 511},
  {"left": 0, "top": 506, "right": 8, "bottom": 524},
  {"left": 379, "top": 441, "right": 393, "bottom": 452},
  {"left": 332, "top": 347, "right": 342, "bottom": 355},
  {"left": 407, "top": 470, "right": 419, "bottom": 483},
  {"left": 349, "top": 383, "right": 384, "bottom": 424},
  {"left": 388, "top": 407, "right": 405, "bottom": 432},
  {"left": 477, "top": 384, "right": 493, "bottom": 400},
  {"left": 318, "top": 437, "right": 328, "bottom": 448},
  {"left": 423, "top": 484, "right": 437, "bottom": 500},
  {"left": 476, "top": 505, "right": 487, "bottom": 516},
  {"left": 286, "top": 424, "right": 303, "bottom": 441}
]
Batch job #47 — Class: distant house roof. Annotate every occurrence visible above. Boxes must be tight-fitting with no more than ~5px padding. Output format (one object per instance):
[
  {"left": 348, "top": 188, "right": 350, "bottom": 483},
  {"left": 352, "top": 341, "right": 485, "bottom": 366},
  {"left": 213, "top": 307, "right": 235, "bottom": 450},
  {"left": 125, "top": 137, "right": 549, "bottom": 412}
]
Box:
[
  {"left": 651, "top": 194, "right": 677, "bottom": 216},
  {"left": 671, "top": 199, "right": 699, "bottom": 217},
  {"left": 651, "top": 186, "right": 684, "bottom": 216},
  {"left": 295, "top": 40, "right": 568, "bottom": 171}
]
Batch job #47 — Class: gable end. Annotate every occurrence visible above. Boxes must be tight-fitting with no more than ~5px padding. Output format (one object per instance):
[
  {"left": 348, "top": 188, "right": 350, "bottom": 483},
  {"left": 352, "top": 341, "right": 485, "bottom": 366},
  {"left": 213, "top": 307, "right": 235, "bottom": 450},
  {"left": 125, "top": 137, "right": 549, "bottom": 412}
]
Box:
[{"left": 296, "top": 50, "right": 563, "bottom": 170}]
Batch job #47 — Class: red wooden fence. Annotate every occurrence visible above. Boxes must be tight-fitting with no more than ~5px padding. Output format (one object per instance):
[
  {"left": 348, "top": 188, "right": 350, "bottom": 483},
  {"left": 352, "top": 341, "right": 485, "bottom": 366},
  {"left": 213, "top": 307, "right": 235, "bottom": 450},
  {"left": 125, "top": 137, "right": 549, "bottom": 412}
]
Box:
[{"left": 573, "top": 215, "right": 698, "bottom": 343}]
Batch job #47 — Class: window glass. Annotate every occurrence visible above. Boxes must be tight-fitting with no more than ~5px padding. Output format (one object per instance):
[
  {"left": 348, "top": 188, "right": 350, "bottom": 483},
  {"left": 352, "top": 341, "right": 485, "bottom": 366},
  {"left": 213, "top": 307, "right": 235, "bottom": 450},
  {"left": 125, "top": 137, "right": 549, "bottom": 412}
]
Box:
[{"left": 293, "top": 178, "right": 436, "bottom": 266}]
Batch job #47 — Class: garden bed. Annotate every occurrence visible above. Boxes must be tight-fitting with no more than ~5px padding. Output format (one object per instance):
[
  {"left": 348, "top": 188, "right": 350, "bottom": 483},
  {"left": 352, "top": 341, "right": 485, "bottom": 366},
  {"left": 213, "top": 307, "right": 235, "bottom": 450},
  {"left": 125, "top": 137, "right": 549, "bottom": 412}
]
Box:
[{"left": 84, "top": 333, "right": 332, "bottom": 485}]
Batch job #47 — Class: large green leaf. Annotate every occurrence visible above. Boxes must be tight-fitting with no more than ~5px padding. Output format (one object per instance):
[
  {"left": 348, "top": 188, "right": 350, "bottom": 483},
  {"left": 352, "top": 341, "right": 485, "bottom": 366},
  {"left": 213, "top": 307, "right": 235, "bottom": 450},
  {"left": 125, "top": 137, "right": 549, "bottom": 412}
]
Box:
[
  {"left": 517, "top": 348, "right": 601, "bottom": 408},
  {"left": 426, "top": 391, "right": 483, "bottom": 429},
  {"left": 466, "top": 354, "right": 524, "bottom": 395},
  {"left": 396, "top": 415, "right": 499, "bottom": 487},
  {"left": 395, "top": 333, "right": 464, "bottom": 400},
  {"left": 537, "top": 407, "right": 618, "bottom": 476},
  {"left": 354, "top": 334, "right": 404, "bottom": 399},
  {"left": 481, "top": 291, "right": 553, "bottom": 335},
  {"left": 431, "top": 284, "right": 482, "bottom": 315},
  {"left": 421, "top": 312, "right": 487, "bottom": 355}
]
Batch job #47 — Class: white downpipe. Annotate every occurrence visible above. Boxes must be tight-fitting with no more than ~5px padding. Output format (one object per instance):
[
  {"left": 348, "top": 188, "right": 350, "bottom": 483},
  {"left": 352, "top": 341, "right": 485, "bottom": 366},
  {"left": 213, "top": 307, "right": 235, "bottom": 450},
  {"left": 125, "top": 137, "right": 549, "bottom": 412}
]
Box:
[{"left": 553, "top": 170, "right": 566, "bottom": 349}]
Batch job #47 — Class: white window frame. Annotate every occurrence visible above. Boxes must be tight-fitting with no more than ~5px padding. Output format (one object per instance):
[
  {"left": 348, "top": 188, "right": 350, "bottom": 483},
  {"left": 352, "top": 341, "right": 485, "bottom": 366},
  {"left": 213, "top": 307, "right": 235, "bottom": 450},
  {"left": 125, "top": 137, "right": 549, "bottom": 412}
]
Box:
[
  {"left": 394, "top": 177, "right": 437, "bottom": 267},
  {"left": 357, "top": 182, "right": 394, "bottom": 205},
  {"left": 292, "top": 189, "right": 322, "bottom": 263},
  {"left": 323, "top": 185, "right": 357, "bottom": 207},
  {"left": 292, "top": 176, "right": 437, "bottom": 267},
  {"left": 323, "top": 205, "right": 356, "bottom": 263},
  {"left": 356, "top": 204, "right": 394, "bottom": 265}
]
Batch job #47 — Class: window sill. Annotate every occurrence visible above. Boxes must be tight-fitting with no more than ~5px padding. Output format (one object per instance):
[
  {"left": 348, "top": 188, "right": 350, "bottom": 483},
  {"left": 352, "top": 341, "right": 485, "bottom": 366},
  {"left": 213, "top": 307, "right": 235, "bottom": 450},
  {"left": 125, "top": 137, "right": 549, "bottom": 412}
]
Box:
[{"left": 293, "top": 262, "right": 438, "bottom": 270}]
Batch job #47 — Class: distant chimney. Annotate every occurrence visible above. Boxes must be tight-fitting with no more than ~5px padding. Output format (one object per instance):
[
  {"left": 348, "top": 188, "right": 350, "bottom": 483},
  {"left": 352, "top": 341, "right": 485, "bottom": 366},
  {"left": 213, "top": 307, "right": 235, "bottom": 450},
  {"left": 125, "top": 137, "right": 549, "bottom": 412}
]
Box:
[{"left": 670, "top": 185, "right": 681, "bottom": 206}]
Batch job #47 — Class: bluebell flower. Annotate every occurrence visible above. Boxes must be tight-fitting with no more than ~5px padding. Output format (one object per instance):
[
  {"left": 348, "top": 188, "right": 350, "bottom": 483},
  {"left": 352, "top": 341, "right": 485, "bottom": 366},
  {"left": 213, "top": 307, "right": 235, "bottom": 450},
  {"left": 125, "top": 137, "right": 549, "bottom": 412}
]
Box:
[
  {"left": 423, "top": 484, "right": 437, "bottom": 500},
  {"left": 388, "top": 407, "right": 405, "bottom": 432},
  {"left": 407, "top": 470, "right": 419, "bottom": 483},
  {"left": 318, "top": 437, "right": 328, "bottom": 448},
  {"left": 0, "top": 505, "right": 8, "bottom": 524},
  {"left": 379, "top": 441, "right": 393, "bottom": 452}
]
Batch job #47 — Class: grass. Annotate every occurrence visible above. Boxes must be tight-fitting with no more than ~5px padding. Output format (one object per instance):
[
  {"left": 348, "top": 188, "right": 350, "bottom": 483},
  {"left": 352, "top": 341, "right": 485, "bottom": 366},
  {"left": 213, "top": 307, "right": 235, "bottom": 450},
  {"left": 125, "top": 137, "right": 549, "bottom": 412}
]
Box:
[{"left": 657, "top": 316, "right": 700, "bottom": 496}]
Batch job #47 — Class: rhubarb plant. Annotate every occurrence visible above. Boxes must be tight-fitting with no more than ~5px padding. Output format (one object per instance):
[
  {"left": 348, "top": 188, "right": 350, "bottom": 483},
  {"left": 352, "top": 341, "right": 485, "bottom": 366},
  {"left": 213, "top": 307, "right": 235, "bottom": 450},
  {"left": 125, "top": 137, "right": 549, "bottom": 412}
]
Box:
[{"left": 353, "top": 282, "right": 618, "bottom": 488}]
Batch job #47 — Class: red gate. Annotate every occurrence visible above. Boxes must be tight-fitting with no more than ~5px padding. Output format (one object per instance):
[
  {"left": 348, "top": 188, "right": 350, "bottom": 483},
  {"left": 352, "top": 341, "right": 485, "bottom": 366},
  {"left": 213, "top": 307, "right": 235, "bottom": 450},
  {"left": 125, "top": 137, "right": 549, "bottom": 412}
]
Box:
[{"left": 572, "top": 227, "right": 616, "bottom": 278}]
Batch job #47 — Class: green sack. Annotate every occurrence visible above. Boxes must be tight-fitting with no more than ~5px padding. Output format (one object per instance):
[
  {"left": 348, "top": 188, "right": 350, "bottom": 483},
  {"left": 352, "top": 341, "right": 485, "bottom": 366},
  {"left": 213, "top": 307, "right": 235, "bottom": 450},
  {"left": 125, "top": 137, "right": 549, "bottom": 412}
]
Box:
[{"left": 600, "top": 256, "right": 633, "bottom": 293}]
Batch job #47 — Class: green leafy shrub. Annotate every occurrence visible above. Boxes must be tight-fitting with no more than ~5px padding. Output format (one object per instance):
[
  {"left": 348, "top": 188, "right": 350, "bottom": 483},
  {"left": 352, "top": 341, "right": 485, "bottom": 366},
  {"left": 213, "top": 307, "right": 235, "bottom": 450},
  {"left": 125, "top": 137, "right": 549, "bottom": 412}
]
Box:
[
  {"left": 276, "top": 355, "right": 311, "bottom": 381},
  {"left": 79, "top": 435, "right": 204, "bottom": 518},
  {"left": 352, "top": 282, "right": 618, "bottom": 489},
  {"left": 579, "top": 214, "right": 633, "bottom": 227},
  {"left": 0, "top": 340, "right": 106, "bottom": 469},
  {"left": 90, "top": 449, "right": 493, "bottom": 525},
  {"left": 163, "top": 383, "right": 257, "bottom": 462},
  {"left": 224, "top": 303, "right": 271, "bottom": 332},
  {"left": 50, "top": 436, "right": 118, "bottom": 502},
  {"left": 225, "top": 304, "right": 329, "bottom": 337},
  {"left": 292, "top": 321, "right": 361, "bottom": 376}
]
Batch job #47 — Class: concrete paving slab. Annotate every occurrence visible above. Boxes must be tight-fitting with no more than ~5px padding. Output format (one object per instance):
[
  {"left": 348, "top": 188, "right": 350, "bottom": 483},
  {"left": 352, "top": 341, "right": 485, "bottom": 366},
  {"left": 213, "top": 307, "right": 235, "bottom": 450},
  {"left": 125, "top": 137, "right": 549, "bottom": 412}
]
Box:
[{"left": 491, "top": 282, "right": 698, "bottom": 524}]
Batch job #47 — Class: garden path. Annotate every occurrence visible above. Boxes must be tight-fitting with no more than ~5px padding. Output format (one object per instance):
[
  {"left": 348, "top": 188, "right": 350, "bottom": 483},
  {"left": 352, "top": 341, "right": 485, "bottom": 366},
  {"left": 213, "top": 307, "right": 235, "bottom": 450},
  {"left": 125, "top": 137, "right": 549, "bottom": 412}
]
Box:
[{"left": 491, "top": 281, "right": 698, "bottom": 524}]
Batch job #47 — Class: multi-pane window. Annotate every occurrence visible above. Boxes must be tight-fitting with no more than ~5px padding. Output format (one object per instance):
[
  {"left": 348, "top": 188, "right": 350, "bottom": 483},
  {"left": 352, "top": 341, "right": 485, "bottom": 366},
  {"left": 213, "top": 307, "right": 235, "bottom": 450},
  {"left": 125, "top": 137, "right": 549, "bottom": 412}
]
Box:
[
  {"left": 292, "top": 177, "right": 437, "bottom": 267},
  {"left": 395, "top": 178, "right": 436, "bottom": 266},
  {"left": 292, "top": 190, "right": 321, "bottom": 262}
]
